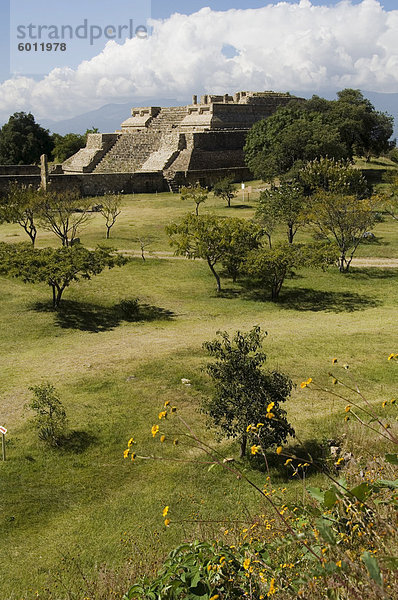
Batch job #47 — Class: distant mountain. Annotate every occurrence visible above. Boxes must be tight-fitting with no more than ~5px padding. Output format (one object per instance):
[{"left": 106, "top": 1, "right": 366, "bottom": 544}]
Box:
[
  {"left": 41, "top": 91, "right": 397, "bottom": 139},
  {"left": 41, "top": 99, "right": 190, "bottom": 135}
]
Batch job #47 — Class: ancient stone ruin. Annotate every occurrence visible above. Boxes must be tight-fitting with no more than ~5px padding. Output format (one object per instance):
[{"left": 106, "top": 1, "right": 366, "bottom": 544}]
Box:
[
  {"left": 0, "top": 91, "right": 303, "bottom": 196},
  {"left": 63, "top": 91, "right": 302, "bottom": 192}
]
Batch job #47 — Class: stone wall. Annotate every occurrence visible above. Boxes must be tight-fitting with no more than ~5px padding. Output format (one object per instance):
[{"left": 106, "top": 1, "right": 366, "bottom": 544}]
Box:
[
  {"left": 0, "top": 172, "right": 167, "bottom": 196},
  {"left": 0, "top": 165, "right": 40, "bottom": 175}
]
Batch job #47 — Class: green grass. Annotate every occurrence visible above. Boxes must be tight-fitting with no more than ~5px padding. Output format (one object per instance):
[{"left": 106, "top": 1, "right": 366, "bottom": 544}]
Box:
[{"left": 0, "top": 187, "right": 397, "bottom": 598}]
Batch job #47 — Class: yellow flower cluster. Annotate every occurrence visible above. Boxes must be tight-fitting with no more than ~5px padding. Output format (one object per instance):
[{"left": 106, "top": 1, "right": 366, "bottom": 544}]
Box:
[
  {"left": 300, "top": 378, "right": 312, "bottom": 389},
  {"left": 251, "top": 445, "right": 261, "bottom": 455},
  {"left": 388, "top": 353, "right": 398, "bottom": 361}
]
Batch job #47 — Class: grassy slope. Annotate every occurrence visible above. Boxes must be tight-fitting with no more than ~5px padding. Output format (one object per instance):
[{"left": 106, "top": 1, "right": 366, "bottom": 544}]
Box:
[{"left": 0, "top": 173, "right": 397, "bottom": 597}]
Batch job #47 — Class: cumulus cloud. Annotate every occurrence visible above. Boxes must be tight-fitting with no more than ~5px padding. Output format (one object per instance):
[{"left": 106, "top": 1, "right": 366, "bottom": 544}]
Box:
[{"left": 0, "top": 0, "right": 397, "bottom": 121}]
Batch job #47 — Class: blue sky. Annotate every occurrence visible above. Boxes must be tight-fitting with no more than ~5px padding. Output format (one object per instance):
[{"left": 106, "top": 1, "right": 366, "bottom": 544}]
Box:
[{"left": 0, "top": 1, "right": 397, "bottom": 122}]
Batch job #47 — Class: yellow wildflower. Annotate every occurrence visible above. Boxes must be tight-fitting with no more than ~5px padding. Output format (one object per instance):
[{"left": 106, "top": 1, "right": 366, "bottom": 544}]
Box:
[
  {"left": 123, "top": 449, "right": 129, "bottom": 459},
  {"left": 151, "top": 424, "right": 160, "bottom": 437},
  {"left": 388, "top": 353, "right": 395, "bottom": 361},
  {"left": 332, "top": 378, "right": 338, "bottom": 385},
  {"left": 382, "top": 401, "right": 387, "bottom": 408},
  {"left": 267, "top": 578, "right": 276, "bottom": 596},
  {"left": 131, "top": 452, "right": 136, "bottom": 462},
  {"left": 243, "top": 558, "right": 251, "bottom": 570},
  {"left": 246, "top": 424, "right": 254, "bottom": 432},
  {"left": 267, "top": 402, "right": 275, "bottom": 413},
  {"left": 332, "top": 358, "right": 338, "bottom": 364},
  {"left": 209, "top": 596, "right": 220, "bottom": 600},
  {"left": 127, "top": 437, "right": 135, "bottom": 447},
  {"left": 336, "top": 560, "right": 342, "bottom": 568},
  {"left": 335, "top": 457, "right": 344, "bottom": 466},
  {"left": 171, "top": 406, "right": 177, "bottom": 413},
  {"left": 276, "top": 446, "right": 282, "bottom": 455},
  {"left": 344, "top": 415, "right": 350, "bottom": 422},
  {"left": 345, "top": 405, "right": 351, "bottom": 413},
  {"left": 257, "top": 422, "right": 264, "bottom": 428},
  {"left": 160, "top": 434, "right": 166, "bottom": 443},
  {"left": 173, "top": 438, "right": 179, "bottom": 445},
  {"left": 164, "top": 400, "right": 170, "bottom": 407},
  {"left": 265, "top": 412, "right": 274, "bottom": 419},
  {"left": 300, "top": 378, "right": 313, "bottom": 389},
  {"left": 164, "top": 518, "right": 170, "bottom": 527},
  {"left": 251, "top": 445, "right": 261, "bottom": 455},
  {"left": 158, "top": 411, "right": 167, "bottom": 420},
  {"left": 391, "top": 398, "right": 396, "bottom": 405},
  {"left": 162, "top": 506, "right": 169, "bottom": 517},
  {"left": 284, "top": 458, "right": 292, "bottom": 466}
]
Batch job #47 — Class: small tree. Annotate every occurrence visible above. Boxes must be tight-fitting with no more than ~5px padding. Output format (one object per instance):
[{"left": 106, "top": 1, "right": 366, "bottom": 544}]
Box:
[
  {"left": 309, "top": 192, "right": 377, "bottom": 272},
  {"left": 213, "top": 177, "right": 236, "bottom": 208},
  {"left": 38, "top": 189, "right": 92, "bottom": 246},
  {"left": 0, "top": 182, "right": 42, "bottom": 245},
  {"left": 256, "top": 182, "right": 309, "bottom": 244},
  {"left": 381, "top": 174, "right": 398, "bottom": 221},
  {"left": 245, "top": 242, "right": 337, "bottom": 300},
  {"left": 166, "top": 214, "right": 261, "bottom": 292},
  {"left": 28, "top": 382, "right": 67, "bottom": 447},
  {"left": 220, "top": 218, "right": 263, "bottom": 283},
  {"left": 180, "top": 183, "right": 208, "bottom": 216},
  {"left": 298, "top": 157, "right": 370, "bottom": 198},
  {"left": 0, "top": 243, "right": 127, "bottom": 308},
  {"left": 203, "top": 326, "right": 294, "bottom": 458},
  {"left": 99, "top": 193, "right": 122, "bottom": 239}
]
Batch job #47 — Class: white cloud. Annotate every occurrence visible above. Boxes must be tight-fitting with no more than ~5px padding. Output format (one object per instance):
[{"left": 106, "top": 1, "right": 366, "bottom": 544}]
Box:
[{"left": 0, "top": 0, "right": 397, "bottom": 122}]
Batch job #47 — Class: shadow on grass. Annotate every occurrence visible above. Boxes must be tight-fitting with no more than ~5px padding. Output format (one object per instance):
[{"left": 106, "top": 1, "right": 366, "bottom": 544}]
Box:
[
  {"left": 348, "top": 267, "right": 398, "bottom": 280},
  {"left": 277, "top": 287, "right": 380, "bottom": 312},
  {"left": 250, "top": 439, "right": 330, "bottom": 481},
  {"left": 60, "top": 430, "right": 96, "bottom": 453},
  {"left": 32, "top": 298, "right": 175, "bottom": 332}
]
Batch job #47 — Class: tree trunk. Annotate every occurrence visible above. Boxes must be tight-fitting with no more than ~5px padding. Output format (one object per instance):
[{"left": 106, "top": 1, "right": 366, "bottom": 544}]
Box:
[
  {"left": 288, "top": 224, "right": 294, "bottom": 244},
  {"left": 195, "top": 203, "right": 200, "bottom": 216},
  {"left": 240, "top": 434, "right": 247, "bottom": 458},
  {"left": 52, "top": 285, "right": 56, "bottom": 308},
  {"left": 106, "top": 226, "right": 111, "bottom": 239},
  {"left": 207, "top": 260, "right": 221, "bottom": 292},
  {"left": 54, "top": 286, "right": 64, "bottom": 309}
]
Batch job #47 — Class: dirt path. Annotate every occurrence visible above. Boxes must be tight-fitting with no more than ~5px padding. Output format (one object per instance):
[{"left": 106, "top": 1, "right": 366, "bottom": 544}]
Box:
[{"left": 351, "top": 258, "right": 398, "bottom": 268}]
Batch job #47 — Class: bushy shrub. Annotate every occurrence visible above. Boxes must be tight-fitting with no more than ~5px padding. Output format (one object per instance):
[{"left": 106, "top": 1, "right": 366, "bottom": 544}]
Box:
[{"left": 28, "top": 382, "right": 67, "bottom": 446}]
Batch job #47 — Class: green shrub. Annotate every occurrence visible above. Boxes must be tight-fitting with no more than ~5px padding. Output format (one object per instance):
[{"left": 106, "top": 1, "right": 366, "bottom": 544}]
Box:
[{"left": 28, "top": 382, "right": 67, "bottom": 446}]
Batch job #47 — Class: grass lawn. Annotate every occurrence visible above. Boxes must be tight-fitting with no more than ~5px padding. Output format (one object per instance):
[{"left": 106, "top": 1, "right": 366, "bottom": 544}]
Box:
[{"left": 0, "top": 179, "right": 397, "bottom": 598}]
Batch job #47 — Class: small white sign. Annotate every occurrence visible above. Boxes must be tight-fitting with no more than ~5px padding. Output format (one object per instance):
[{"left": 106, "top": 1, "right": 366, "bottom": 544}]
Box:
[
  {"left": 241, "top": 183, "right": 245, "bottom": 189},
  {"left": 0, "top": 426, "right": 7, "bottom": 435}
]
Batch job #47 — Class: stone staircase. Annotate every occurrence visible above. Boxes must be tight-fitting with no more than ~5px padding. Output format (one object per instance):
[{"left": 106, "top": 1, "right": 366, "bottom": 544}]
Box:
[
  {"left": 147, "top": 107, "right": 187, "bottom": 131},
  {"left": 94, "top": 132, "right": 161, "bottom": 173}
]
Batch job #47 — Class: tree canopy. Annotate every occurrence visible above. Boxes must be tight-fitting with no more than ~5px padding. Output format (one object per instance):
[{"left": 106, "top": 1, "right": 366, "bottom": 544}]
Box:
[
  {"left": 166, "top": 213, "right": 261, "bottom": 292},
  {"left": 203, "top": 326, "right": 294, "bottom": 457},
  {"left": 0, "top": 112, "right": 54, "bottom": 165},
  {"left": 244, "top": 90, "right": 394, "bottom": 180},
  {"left": 213, "top": 177, "right": 236, "bottom": 208},
  {"left": 0, "top": 243, "right": 126, "bottom": 308},
  {"left": 38, "top": 189, "right": 92, "bottom": 246}
]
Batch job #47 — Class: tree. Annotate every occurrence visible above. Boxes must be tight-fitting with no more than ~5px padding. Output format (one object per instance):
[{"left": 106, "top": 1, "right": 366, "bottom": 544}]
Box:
[
  {"left": 213, "top": 177, "right": 236, "bottom": 208},
  {"left": 0, "top": 243, "right": 127, "bottom": 308},
  {"left": 298, "top": 157, "right": 370, "bottom": 198},
  {"left": 0, "top": 112, "right": 54, "bottom": 165},
  {"left": 244, "top": 104, "right": 347, "bottom": 180},
  {"left": 256, "top": 182, "right": 308, "bottom": 245},
  {"left": 203, "top": 326, "right": 294, "bottom": 458},
  {"left": 38, "top": 189, "right": 92, "bottom": 246},
  {"left": 180, "top": 183, "right": 208, "bottom": 215},
  {"left": 166, "top": 214, "right": 261, "bottom": 292},
  {"left": 309, "top": 192, "right": 377, "bottom": 272},
  {"left": 0, "top": 182, "right": 42, "bottom": 245},
  {"left": 381, "top": 173, "right": 398, "bottom": 221},
  {"left": 244, "top": 90, "right": 394, "bottom": 180},
  {"left": 244, "top": 242, "right": 337, "bottom": 300},
  {"left": 28, "top": 382, "right": 67, "bottom": 447},
  {"left": 220, "top": 218, "right": 263, "bottom": 283},
  {"left": 99, "top": 194, "right": 122, "bottom": 239},
  {"left": 52, "top": 132, "right": 86, "bottom": 162}
]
